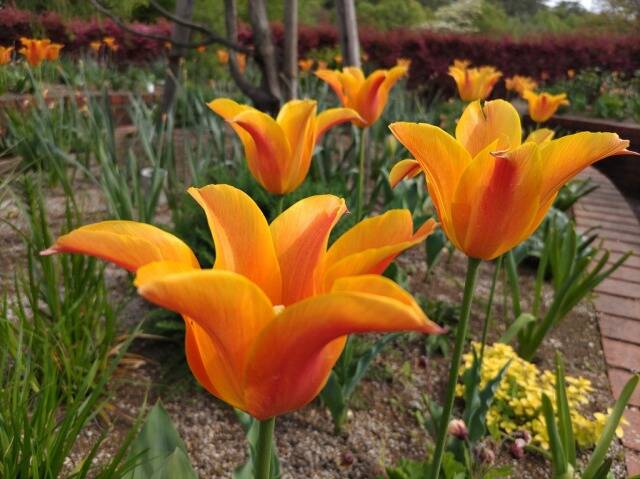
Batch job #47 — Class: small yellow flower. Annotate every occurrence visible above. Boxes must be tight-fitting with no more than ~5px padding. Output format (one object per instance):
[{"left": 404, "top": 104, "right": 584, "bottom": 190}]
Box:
[{"left": 505, "top": 75, "right": 538, "bottom": 97}]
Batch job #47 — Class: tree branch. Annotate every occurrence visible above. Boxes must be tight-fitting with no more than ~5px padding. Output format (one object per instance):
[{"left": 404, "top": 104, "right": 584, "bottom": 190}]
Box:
[
  {"left": 90, "top": 0, "right": 251, "bottom": 53},
  {"left": 223, "top": 0, "right": 274, "bottom": 107}
]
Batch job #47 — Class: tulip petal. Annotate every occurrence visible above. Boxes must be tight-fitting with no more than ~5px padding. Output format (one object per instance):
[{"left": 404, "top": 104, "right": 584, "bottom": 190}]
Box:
[
  {"left": 244, "top": 279, "right": 435, "bottom": 419},
  {"left": 188, "top": 184, "right": 282, "bottom": 304},
  {"left": 275, "top": 99, "right": 317, "bottom": 192},
  {"left": 230, "top": 109, "right": 291, "bottom": 194},
  {"left": 270, "top": 195, "right": 347, "bottom": 305},
  {"left": 324, "top": 211, "right": 436, "bottom": 288},
  {"left": 316, "top": 107, "right": 362, "bottom": 139},
  {"left": 455, "top": 100, "right": 522, "bottom": 157},
  {"left": 451, "top": 142, "right": 543, "bottom": 260},
  {"left": 136, "top": 268, "right": 275, "bottom": 412},
  {"left": 315, "top": 69, "right": 347, "bottom": 105},
  {"left": 40, "top": 220, "right": 199, "bottom": 272},
  {"left": 357, "top": 66, "right": 406, "bottom": 127},
  {"left": 539, "top": 132, "right": 635, "bottom": 202},
  {"left": 388, "top": 159, "right": 423, "bottom": 187},
  {"left": 331, "top": 275, "right": 442, "bottom": 333},
  {"left": 525, "top": 128, "right": 555, "bottom": 144},
  {"left": 389, "top": 122, "right": 471, "bottom": 245}
]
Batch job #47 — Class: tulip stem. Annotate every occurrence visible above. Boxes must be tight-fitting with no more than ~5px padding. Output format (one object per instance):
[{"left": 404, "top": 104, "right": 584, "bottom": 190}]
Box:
[
  {"left": 355, "top": 127, "right": 368, "bottom": 221},
  {"left": 479, "top": 255, "right": 502, "bottom": 362},
  {"left": 505, "top": 250, "right": 522, "bottom": 318},
  {"left": 428, "top": 256, "right": 481, "bottom": 479},
  {"left": 255, "top": 417, "right": 275, "bottom": 479}
]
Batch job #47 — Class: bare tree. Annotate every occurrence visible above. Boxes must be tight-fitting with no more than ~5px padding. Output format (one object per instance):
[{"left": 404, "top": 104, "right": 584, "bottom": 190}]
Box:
[
  {"left": 161, "top": 0, "right": 194, "bottom": 114},
  {"left": 335, "top": 0, "right": 361, "bottom": 68},
  {"left": 90, "top": 0, "right": 299, "bottom": 114},
  {"left": 283, "top": 0, "right": 299, "bottom": 100}
]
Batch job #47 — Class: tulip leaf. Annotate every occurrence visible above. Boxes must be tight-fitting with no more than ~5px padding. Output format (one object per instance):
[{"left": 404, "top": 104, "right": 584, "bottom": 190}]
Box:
[
  {"left": 499, "top": 313, "right": 536, "bottom": 345},
  {"left": 124, "top": 401, "right": 197, "bottom": 479},
  {"left": 541, "top": 393, "right": 568, "bottom": 478},
  {"left": 583, "top": 374, "right": 639, "bottom": 479},
  {"left": 554, "top": 354, "right": 576, "bottom": 468},
  {"left": 461, "top": 349, "right": 510, "bottom": 444},
  {"left": 425, "top": 228, "right": 447, "bottom": 271}
]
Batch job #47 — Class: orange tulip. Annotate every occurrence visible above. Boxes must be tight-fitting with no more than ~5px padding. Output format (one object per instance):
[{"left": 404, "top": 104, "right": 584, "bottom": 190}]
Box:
[
  {"left": 89, "top": 40, "right": 102, "bottom": 53},
  {"left": 208, "top": 98, "right": 362, "bottom": 194},
  {"left": 298, "top": 58, "right": 314, "bottom": 72},
  {"left": 317, "top": 60, "right": 328, "bottom": 70},
  {"left": 236, "top": 52, "right": 247, "bottom": 74},
  {"left": 19, "top": 38, "right": 50, "bottom": 66},
  {"left": 315, "top": 65, "right": 408, "bottom": 127},
  {"left": 45, "top": 42, "right": 64, "bottom": 61},
  {"left": 388, "top": 99, "right": 635, "bottom": 260},
  {"left": 0, "top": 46, "right": 13, "bottom": 65},
  {"left": 523, "top": 90, "right": 569, "bottom": 123},
  {"left": 195, "top": 45, "right": 206, "bottom": 53},
  {"left": 216, "top": 49, "right": 229, "bottom": 64},
  {"left": 448, "top": 61, "right": 502, "bottom": 102},
  {"left": 396, "top": 58, "right": 411, "bottom": 69},
  {"left": 42, "top": 184, "right": 441, "bottom": 419},
  {"left": 102, "top": 36, "right": 119, "bottom": 52},
  {"left": 505, "top": 75, "right": 538, "bottom": 97}
]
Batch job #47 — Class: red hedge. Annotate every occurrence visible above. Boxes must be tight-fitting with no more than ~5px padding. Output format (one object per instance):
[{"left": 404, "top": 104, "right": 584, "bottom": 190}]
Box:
[
  {"left": 2, "top": 6, "right": 639, "bottom": 89},
  {"left": 0, "top": 7, "right": 170, "bottom": 62}
]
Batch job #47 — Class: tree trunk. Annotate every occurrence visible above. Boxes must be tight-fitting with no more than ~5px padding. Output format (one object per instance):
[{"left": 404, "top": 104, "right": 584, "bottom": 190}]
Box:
[
  {"left": 247, "top": 0, "right": 282, "bottom": 113},
  {"left": 282, "top": 0, "right": 298, "bottom": 100},
  {"left": 335, "top": 0, "right": 360, "bottom": 68},
  {"left": 160, "top": 0, "right": 194, "bottom": 115}
]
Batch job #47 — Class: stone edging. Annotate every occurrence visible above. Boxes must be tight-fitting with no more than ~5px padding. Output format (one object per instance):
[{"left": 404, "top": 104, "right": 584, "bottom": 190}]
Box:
[{"left": 573, "top": 167, "right": 640, "bottom": 476}]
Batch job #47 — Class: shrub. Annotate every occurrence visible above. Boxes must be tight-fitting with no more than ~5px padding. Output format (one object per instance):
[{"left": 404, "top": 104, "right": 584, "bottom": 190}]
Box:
[{"left": 456, "top": 342, "right": 624, "bottom": 450}]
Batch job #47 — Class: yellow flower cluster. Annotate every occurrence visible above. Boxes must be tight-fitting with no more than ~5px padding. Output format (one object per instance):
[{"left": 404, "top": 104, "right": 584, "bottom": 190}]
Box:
[{"left": 457, "top": 342, "right": 623, "bottom": 450}]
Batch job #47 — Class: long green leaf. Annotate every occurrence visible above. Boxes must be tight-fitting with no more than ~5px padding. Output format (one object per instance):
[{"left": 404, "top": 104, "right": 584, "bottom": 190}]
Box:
[
  {"left": 583, "top": 374, "right": 639, "bottom": 479},
  {"left": 555, "top": 355, "right": 576, "bottom": 467},
  {"left": 541, "top": 394, "right": 568, "bottom": 477}
]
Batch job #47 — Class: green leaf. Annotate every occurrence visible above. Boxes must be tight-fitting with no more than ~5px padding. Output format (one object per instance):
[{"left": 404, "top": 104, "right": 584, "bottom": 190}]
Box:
[
  {"left": 583, "top": 374, "right": 639, "bottom": 479},
  {"left": 483, "top": 466, "right": 512, "bottom": 478},
  {"left": 466, "top": 359, "right": 510, "bottom": 443},
  {"left": 541, "top": 393, "right": 568, "bottom": 478},
  {"left": 590, "top": 458, "right": 612, "bottom": 479},
  {"left": 124, "top": 401, "right": 197, "bottom": 479},
  {"left": 426, "top": 229, "right": 447, "bottom": 271},
  {"left": 554, "top": 354, "right": 576, "bottom": 468},
  {"left": 499, "top": 313, "right": 536, "bottom": 345}
]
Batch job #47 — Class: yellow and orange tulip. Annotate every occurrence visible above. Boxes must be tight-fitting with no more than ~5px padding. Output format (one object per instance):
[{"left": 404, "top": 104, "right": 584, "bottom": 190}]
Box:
[
  {"left": 89, "top": 40, "right": 102, "bottom": 52},
  {"left": 315, "top": 65, "right": 408, "bottom": 127},
  {"left": 448, "top": 61, "right": 502, "bottom": 102},
  {"left": 208, "top": 98, "right": 362, "bottom": 194},
  {"left": 102, "top": 36, "right": 119, "bottom": 52},
  {"left": 298, "top": 58, "right": 314, "bottom": 72},
  {"left": 19, "top": 38, "right": 62, "bottom": 66},
  {"left": 523, "top": 90, "right": 569, "bottom": 123},
  {"left": 45, "top": 42, "right": 63, "bottom": 61},
  {"left": 0, "top": 46, "right": 13, "bottom": 65},
  {"left": 505, "top": 75, "right": 538, "bottom": 97},
  {"left": 216, "top": 49, "right": 229, "bottom": 64},
  {"left": 42, "top": 184, "right": 441, "bottom": 419},
  {"left": 389, "top": 99, "right": 635, "bottom": 260}
]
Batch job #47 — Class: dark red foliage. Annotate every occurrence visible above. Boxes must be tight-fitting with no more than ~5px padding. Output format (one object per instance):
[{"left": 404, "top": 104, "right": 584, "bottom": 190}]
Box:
[
  {"left": 2, "top": 6, "right": 639, "bottom": 87},
  {"left": 0, "top": 6, "right": 170, "bottom": 62}
]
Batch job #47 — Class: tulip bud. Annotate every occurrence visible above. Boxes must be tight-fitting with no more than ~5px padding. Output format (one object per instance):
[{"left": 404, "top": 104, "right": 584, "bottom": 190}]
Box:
[
  {"left": 513, "top": 430, "right": 532, "bottom": 445},
  {"left": 509, "top": 438, "right": 527, "bottom": 459},
  {"left": 447, "top": 419, "right": 468, "bottom": 440},
  {"left": 473, "top": 444, "right": 495, "bottom": 465}
]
